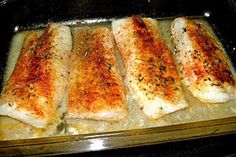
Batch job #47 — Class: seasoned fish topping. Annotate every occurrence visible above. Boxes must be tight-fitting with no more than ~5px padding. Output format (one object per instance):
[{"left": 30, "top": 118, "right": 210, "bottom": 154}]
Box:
[
  {"left": 112, "top": 17, "right": 188, "bottom": 119},
  {"left": 171, "top": 17, "right": 236, "bottom": 103},
  {"left": 67, "top": 27, "right": 127, "bottom": 121},
  {"left": 0, "top": 24, "right": 72, "bottom": 128}
]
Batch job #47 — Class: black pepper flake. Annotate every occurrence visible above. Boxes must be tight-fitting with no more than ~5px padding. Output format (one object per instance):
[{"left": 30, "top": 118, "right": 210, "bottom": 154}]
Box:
[
  {"left": 148, "top": 57, "right": 154, "bottom": 62},
  {"left": 107, "top": 63, "right": 112, "bottom": 71},
  {"left": 168, "top": 77, "right": 174, "bottom": 82},
  {"left": 138, "top": 77, "right": 144, "bottom": 82},
  {"left": 29, "top": 47, "right": 34, "bottom": 53},
  {"left": 159, "top": 66, "right": 166, "bottom": 71},
  {"left": 36, "top": 65, "right": 41, "bottom": 70},
  {"left": 174, "top": 87, "right": 179, "bottom": 91},
  {"left": 212, "top": 83, "right": 220, "bottom": 86},
  {"left": 43, "top": 53, "right": 50, "bottom": 59},
  {"left": 106, "top": 82, "right": 111, "bottom": 86},
  {"left": 138, "top": 74, "right": 144, "bottom": 82},
  {"left": 216, "top": 58, "right": 222, "bottom": 63}
]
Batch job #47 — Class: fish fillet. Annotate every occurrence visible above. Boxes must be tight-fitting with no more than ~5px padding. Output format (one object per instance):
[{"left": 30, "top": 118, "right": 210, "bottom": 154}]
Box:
[
  {"left": 0, "top": 24, "right": 72, "bottom": 128},
  {"left": 171, "top": 17, "right": 236, "bottom": 103},
  {"left": 66, "top": 27, "right": 127, "bottom": 121},
  {"left": 112, "top": 17, "right": 188, "bottom": 119}
]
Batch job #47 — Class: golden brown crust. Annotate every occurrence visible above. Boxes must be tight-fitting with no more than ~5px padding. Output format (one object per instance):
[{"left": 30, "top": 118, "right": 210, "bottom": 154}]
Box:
[
  {"left": 112, "top": 17, "right": 188, "bottom": 119},
  {"left": 2, "top": 29, "right": 54, "bottom": 119},
  {"left": 131, "top": 17, "right": 181, "bottom": 101},
  {"left": 0, "top": 24, "right": 72, "bottom": 128},
  {"left": 171, "top": 17, "right": 236, "bottom": 103},
  {"left": 67, "top": 27, "right": 127, "bottom": 120},
  {"left": 114, "top": 17, "right": 183, "bottom": 103},
  {"left": 185, "top": 19, "right": 235, "bottom": 86}
]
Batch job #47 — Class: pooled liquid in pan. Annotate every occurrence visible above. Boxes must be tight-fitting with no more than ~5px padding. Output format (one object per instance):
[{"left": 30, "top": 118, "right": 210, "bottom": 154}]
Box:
[{"left": 1, "top": 17, "right": 236, "bottom": 140}]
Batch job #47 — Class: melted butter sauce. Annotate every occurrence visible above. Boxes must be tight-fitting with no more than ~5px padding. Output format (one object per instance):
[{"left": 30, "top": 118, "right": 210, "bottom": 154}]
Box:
[{"left": 1, "top": 17, "right": 236, "bottom": 140}]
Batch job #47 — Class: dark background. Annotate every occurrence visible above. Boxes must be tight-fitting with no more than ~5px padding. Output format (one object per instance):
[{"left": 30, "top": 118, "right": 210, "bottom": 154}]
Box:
[
  {"left": 58, "top": 133, "right": 236, "bottom": 157},
  {"left": 0, "top": 0, "right": 236, "bottom": 156}
]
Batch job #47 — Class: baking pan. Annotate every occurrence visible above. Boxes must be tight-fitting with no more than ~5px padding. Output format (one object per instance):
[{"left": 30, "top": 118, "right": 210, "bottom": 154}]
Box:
[{"left": 0, "top": 0, "right": 236, "bottom": 156}]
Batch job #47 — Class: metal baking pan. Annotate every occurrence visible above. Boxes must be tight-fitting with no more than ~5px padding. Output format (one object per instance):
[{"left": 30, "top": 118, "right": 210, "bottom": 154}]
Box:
[{"left": 0, "top": 0, "right": 236, "bottom": 156}]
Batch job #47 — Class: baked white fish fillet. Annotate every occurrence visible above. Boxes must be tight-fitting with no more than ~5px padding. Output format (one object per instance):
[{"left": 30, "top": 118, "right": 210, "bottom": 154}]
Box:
[
  {"left": 0, "top": 24, "right": 72, "bottom": 128},
  {"left": 112, "top": 17, "right": 188, "bottom": 119},
  {"left": 171, "top": 17, "right": 236, "bottom": 103},
  {"left": 66, "top": 27, "right": 127, "bottom": 121}
]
